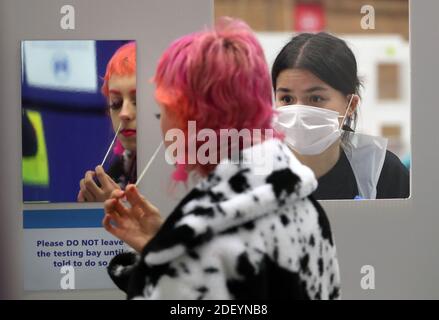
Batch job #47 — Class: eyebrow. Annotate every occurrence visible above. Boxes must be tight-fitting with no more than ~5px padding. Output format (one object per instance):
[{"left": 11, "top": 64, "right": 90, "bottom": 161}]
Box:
[
  {"left": 109, "top": 89, "right": 137, "bottom": 95},
  {"left": 275, "top": 86, "right": 328, "bottom": 93},
  {"left": 276, "top": 87, "right": 291, "bottom": 93},
  {"left": 305, "top": 86, "right": 328, "bottom": 93}
]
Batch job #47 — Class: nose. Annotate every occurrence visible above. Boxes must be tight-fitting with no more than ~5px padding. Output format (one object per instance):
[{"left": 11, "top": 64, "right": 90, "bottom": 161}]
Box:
[{"left": 119, "top": 100, "right": 136, "bottom": 122}]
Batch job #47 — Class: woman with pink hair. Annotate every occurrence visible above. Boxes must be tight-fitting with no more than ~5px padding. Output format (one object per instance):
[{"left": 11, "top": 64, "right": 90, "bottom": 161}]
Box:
[
  {"left": 103, "top": 19, "right": 341, "bottom": 300},
  {"left": 78, "top": 42, "right": 137, "bottom": 202}
]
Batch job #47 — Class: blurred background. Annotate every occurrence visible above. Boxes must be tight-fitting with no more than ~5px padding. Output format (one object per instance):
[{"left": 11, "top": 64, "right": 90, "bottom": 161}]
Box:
[
  {"left": 21, "top": 40, "right": 132, "bottom": 203},
  {"left": 215, "top": 0, "right": 411, "bottom": 168}
]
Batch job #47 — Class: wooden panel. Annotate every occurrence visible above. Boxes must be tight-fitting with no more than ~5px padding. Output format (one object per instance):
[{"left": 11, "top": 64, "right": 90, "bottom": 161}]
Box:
[
  {"left": 215, "top": 0, "right": 294, "bottom": 31},
  {"left": 378, "top": 63, "right": 400, "bottom": 101},
  {"left": 214, "top": 0, "right": 408, "bottom": 38},
  {"left": 381, "top": 125, "right": 402, "bottom": 138}
]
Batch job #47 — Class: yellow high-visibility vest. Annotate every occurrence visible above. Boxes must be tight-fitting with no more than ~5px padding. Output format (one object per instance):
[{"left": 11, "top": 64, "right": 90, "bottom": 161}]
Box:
[{"left": 22, "top": 110, "right": 49, "bottom": 186}]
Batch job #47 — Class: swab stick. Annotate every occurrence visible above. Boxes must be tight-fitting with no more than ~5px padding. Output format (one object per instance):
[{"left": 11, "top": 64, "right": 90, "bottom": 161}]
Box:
[
  {"left": 135, "top": 141, "right": 164, "bottom": 187},
  {"left": 101, "top": 123, "right": 122, "bottom": 167}
]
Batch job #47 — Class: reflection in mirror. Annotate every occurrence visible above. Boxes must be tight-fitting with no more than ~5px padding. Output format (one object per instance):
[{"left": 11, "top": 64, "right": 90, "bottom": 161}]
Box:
[
  {"left": 215, "top": 0, "right": 410, "bottom": 199},
  {"left": 21, "top": 40, "right": 137, "bottom": 203}
]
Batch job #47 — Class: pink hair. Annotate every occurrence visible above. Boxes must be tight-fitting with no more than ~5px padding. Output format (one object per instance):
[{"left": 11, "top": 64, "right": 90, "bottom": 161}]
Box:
[
  {"left": 101, "top": 42, "right": 136, "bottom": 97},
  {"left": 101, "top": 42, "right": 136, "bottom": 156},
  {"left": 154, "top": 18, "right": 278, "bottom": 176},
  {"left": 113, "top": 139, "right": 125, "bottom": 156}
]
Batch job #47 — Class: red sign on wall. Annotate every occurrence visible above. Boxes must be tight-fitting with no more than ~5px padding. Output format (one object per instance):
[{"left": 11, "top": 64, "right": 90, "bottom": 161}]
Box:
[{"left": 294, "top": 3, "right": 325, "bottom": 32}]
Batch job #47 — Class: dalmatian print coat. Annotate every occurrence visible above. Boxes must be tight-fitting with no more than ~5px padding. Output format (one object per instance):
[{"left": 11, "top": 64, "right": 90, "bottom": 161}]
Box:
[{"left": 108, "top": 138, "right": 341, "bottom": 299}]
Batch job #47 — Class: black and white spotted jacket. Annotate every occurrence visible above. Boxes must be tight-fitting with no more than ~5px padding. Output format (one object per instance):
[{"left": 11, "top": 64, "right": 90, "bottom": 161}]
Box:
[{"left": 108, "top": 138, "right": 341, "bottom": 299}]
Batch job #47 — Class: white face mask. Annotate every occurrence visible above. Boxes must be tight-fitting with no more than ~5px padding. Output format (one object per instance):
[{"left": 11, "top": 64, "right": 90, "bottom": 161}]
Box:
[
  {"left": 273, "top": 105, "right": 341, "bottom": 155},
  {"left": 273, "top": 96, "right": 355, "bottom": 155}
]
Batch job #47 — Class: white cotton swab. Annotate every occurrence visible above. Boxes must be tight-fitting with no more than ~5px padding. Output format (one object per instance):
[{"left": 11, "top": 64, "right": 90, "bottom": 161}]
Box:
[
  {"left": 135, "top": 141, "right": 163, "bottom": 187},
  {"left": 101, "top": 123, "right": 122, "bottom": 167}
]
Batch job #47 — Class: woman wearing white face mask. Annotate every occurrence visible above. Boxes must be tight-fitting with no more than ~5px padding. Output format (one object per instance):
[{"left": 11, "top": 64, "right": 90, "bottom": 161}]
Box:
[{"left": 272, "top": 32, "right": 409, "bottom": 200}]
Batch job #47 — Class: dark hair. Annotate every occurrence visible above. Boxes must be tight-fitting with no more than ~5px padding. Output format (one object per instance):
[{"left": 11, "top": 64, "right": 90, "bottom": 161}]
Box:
[{"left": 272, "top": 32, "right": 362, "bottom": 134}]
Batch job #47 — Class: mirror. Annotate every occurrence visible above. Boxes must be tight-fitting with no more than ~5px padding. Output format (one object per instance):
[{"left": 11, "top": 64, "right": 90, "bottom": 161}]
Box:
[{"left": 21, "top": 40, "right": 137, "bottom": 203}]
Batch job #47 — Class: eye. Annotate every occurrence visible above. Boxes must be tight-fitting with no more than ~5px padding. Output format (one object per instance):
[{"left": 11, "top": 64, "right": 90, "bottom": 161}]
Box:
[
  {"left": 280, "top": 95, "right": 294, "bottom": 105},
  {"left": 154, "top": 113, "right": 161, "bottom": 120},
  {"left": 309, "top": 95, "right": 325, "bottom": 104},
  {"left": 109, "top": 99, "right": 122, "bottom": 110}
]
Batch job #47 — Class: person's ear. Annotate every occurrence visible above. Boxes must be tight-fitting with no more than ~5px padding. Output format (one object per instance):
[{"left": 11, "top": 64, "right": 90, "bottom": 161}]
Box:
[{"left": 347, "top": 94, "right": 360, "bottom": 117}]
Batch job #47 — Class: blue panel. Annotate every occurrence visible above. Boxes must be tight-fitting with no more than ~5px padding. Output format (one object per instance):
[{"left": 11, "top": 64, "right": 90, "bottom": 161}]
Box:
[{"left": 23, "top": 209, "right": 104, "bottom": 229}]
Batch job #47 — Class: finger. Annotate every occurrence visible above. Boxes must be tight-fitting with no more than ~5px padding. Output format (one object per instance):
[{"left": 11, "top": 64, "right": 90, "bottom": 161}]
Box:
[
  {"left": 95, "top": 165, "right": 114, "bottom": 191},
  {"left": 77, "top": 190, "right": 85, "bottom": 202},
  {"left": 80, "top": 179, "right": 95, "bottom": 202},
  {"left": 110, "top": 188, "right": 125, "bottom": 200},
  {"left": 102, "top": 213, "right": 114, "bottom": 231},
  {"left": 114, "top": 198, "right": 131, "bottom": 217},
  {"left": 103, "top": 210, "right": 124, "bottom": 228},
  {"left": 125, "top": 184, "right": 155, "bottom": 213},
  {"left": 103, "top": 214, "right": 120, "bottom": 236},
  {"left": 104, "top": 198, "right": 119, "bottom": 216},
  {"left": 105, "top": 197, "right": 130, "bottom": 219},
  {"left": 103, "top": 209, "right": 126, "bottom": 238},
  {"left": 84, "top": 171, "right": 103, "bottom": 196}
]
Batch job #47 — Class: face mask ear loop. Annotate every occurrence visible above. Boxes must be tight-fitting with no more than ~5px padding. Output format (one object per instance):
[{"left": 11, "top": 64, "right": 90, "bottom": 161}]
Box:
[{"left": 340, "top": 94, "right": 356, "bottom": 131}]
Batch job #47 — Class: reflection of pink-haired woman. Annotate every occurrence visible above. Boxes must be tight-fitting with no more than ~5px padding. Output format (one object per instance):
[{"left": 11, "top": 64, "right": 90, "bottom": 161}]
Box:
[
  {"left": 77, "top": 42, "right": 137, "bottom": 202},
  {"left": 103, "top": 19, "right": 340, "bottom": 300}
]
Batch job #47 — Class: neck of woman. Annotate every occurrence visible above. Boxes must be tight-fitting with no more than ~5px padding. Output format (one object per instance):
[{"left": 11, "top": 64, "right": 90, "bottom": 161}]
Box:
[{"left": 293, "top": 141, "right": 341, "bottom": 179}]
